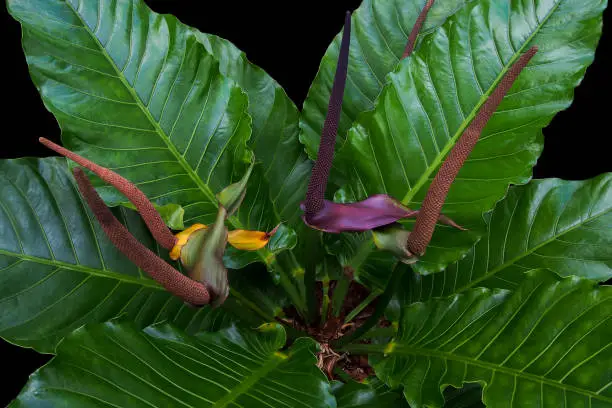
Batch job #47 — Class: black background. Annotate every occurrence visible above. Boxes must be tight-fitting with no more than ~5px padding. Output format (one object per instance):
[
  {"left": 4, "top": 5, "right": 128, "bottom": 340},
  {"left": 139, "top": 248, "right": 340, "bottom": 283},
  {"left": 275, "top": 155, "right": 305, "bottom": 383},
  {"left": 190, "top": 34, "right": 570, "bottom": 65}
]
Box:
[{"left": 1, "top": 0, "right": 610, "bottom": 404}]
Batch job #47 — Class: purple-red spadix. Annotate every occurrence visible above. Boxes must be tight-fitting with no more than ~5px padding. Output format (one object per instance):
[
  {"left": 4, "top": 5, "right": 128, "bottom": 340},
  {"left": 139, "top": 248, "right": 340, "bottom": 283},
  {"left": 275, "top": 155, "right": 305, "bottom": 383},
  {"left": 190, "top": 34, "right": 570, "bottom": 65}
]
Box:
[
  {"left": 301, "top": 5, "right": 538, "bottom": 259},
  {"left": 301, "top": 5, "right": 444, "bottom": 234}
]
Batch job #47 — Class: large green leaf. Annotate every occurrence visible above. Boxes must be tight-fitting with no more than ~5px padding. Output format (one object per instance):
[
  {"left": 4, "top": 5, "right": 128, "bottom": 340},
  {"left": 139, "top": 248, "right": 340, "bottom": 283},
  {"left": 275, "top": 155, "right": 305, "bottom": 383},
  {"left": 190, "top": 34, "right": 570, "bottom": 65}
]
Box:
[
  {"left": 9, "top": 0, "right": 309, "bottom": 322},
  {"left": 11, "top": 322, "right": 335, "bottom": 407},
  {"left": 402, "top": 174, "right": 612, "bottom": 304},
  {"left": 364, "top": 269, "right": 612, "bottom": 407},
  {"left": 0, "top": 158, "right": 281, "bottom": 352},
  {"left": 443, "top": 384, "right": 485, "bottom": 408},
  {"left": 9, "top": 0, "right": 308, "bottom": 274},
  {"left": 8, "top": 0, "right": 257, "bottom": 229},
  {"left": 332, "top": 377, "right": 484, "bottom": 407},
  {"left": 299, "top": 0, "right": 472, "bottom": 160},
  {"left": 333, "top": 377, "right": 409, "bottom": 407},
  {"left": 333, "top": 0, "right": 605, "bottom": 273},
  {"left": 325, "top": 231, "right": 397, "bottom": 291},
  {"left": 196, "top": 33, "right": 312, "bottom": 230}
]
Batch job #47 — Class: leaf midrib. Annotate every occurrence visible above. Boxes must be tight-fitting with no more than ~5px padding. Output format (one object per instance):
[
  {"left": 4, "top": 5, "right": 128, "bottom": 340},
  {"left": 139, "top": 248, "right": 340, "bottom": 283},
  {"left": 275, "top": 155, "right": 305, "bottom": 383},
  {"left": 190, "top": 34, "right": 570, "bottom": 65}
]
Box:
[
  {"left": 212, "top": 352, "right": 286, "bottom": 408},
  {"left": 62, "top": 1, "right": 274, "bottom": 264},
  {"left": 64, "top": 1, "right": 218, "bottom": 206},
  {"left": 342, "top": 1, "right": 564, "bottom": 277},
  {"left": 0, "top": 248, "right": 162, "bottom": 289},
  {"left": 0, "top": 247, "right": 272, "bottom": 323},
  {"left": 399, "top": 0, "right": 562, "bottom": 206},
  {"left": 391, "top": 343, "right": 611, "bottom": 402},
  {"left": 456, "top": 205, "right": 612, "bottom": 293}
]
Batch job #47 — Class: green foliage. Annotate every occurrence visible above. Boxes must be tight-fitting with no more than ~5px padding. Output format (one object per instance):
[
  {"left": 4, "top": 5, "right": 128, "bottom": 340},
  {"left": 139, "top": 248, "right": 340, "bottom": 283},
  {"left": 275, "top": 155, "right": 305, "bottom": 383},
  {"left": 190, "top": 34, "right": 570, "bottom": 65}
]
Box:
[
  {"left": 401, "top": 175, "right": 612, "bottom": 303},
  {"left": 367, "top": 270, "right": 612, "bottom": 408},
  {"left": 7, "top": 0, "right": 299, "bottom": 268},
  {"left": 333, "top": 377, "right": 409, "bottom": 407},
  {"left": 300, "top": 0, "right": 473, "bottom": 160},
  {"left": 11, "top": 322, "right": 335, "bottom": 407},
  {"left": 2, "top": 0, "right": 610, "bottom": 406},
  {"left": 123, "top": 202, "right": 186, "bottom": 230},
  {"left": 10, "top": 0, "right": 251, "bottom": 224},
  {"left": 0, "top": 158, "right": 282, "bottom": 352},
  {"left": 333, "top": 0, "right": 605, "bottom": 274},
  {"left": 196, "top": 33, "right": 312, "bottom": 229}
]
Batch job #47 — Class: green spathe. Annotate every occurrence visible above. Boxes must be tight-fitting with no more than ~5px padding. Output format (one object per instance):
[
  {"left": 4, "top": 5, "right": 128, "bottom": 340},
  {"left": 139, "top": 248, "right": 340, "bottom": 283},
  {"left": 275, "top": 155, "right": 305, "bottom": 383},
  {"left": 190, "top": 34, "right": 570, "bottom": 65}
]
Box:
[
  {"left": 217, "top": 155, "right": 255, "bottom": 217},
  {"left": 183, "top": 206, "right": 230, "bottom": 307}
]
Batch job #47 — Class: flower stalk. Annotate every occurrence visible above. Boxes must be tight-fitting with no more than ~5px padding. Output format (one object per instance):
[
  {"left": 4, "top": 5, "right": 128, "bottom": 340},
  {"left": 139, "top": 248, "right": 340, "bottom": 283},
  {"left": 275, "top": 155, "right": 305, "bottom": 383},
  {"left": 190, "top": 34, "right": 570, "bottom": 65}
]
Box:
[{"left": 402, "top": 0, "right": 435, "bottom": 59}]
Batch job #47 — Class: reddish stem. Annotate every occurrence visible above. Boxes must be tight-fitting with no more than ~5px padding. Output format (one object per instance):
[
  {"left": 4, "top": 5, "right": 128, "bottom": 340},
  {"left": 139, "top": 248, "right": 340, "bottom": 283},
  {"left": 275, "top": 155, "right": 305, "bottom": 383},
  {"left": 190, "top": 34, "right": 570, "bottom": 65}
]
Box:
[
  {"left": 407, "top": 46, "right": 538, "bottom": 255},
  {"left": 304, "top": 11, "right": 351, "bottom": 217},
  {"left": 73, "top": 168, "right": 210, "bottom": 306},
  {"left": 402, "top": 0, "right": 435, "bottom": 59},
  {"left": 40, "top": 137, "right": 176, "bottom": 250}
]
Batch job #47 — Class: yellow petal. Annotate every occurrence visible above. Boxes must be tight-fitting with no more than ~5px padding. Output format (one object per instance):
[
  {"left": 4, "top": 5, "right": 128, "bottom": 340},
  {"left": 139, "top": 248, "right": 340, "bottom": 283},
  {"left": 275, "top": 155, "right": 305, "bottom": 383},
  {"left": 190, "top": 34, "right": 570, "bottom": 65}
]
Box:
[
  {"left": 227, "top": 229, "right": 271, "bottom": 251},
  {"left": 169, "top": 224, "right": 207, "bottom": 260}
]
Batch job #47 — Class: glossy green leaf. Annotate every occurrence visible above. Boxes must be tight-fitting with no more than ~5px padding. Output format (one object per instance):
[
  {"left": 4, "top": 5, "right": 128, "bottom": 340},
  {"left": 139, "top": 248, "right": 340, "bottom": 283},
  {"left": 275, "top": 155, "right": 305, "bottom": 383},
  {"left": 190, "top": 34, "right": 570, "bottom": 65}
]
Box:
[
  {"left": 333, "top": 377, "right": 409, "bottom": 407},
  {"left": 8, "top": 0, "right": 256, "bottom": 236},
  {"left": 442, "top": 384, "right": 485, "bottom": 408},
  {"left": 227, "top": 264, "right": 289, "bottom": 320},
  {"left": 9, "top": 0, "right": 307, "bottom": 272},
  {"left": 196, "top": 33, "right": 312, "bottom": 229},
  {"left": 0, "top": 158, "right": 279, "bottom": 352},
  {"left": 300, "top": 0, "right": 472, "bottom": 160},
  {"left": 333, "top": 0, "right": 605, "bottom": 273},
  {"left": 368, "top": 270, "right": 612, "bottom": 408},
  {"left": 403, "top": 174, "right": 612, "bottom": 303},
  {"left": 123, "top": 202, "right": 185, "bottom": 230},
  {"left": 325, "top": 231, "right": 397, "bottom": 290},
  {"left": 11, "top": 322, "right": 335, "bottom": 408},
  {"left": 332, "top": 377, "right": 485, "bottom": 407},
  {"left": 153, "top": 202, "right": 185, "bottom": 230}
]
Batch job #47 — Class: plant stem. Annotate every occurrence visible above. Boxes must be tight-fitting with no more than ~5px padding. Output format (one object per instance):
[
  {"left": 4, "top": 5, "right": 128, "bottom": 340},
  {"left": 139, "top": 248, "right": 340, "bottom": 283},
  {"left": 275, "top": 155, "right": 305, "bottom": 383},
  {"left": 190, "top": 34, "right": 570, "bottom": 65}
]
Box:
[
  {"left": 329, "top": 234, "right": 375, "bottom": 319},
  {"left": 343, "top": 289, "right": 382, "bottom": 324},
  {"left": 332, "top": 263, "right": 403, "bottom": 348},
  {"left": 304, "top": 264, "right": 318, "bottom": 324},
  {"left": 286, "top": 250, "right": 309, "bottom": 314},
  {"left": 321, "top": 277, "right": 331, "bottom": 325},
  {"left": 331, "top": 273, "right": 350, "bottom": 317},
  {"left": 348, "top": 234, "right": 375, "bottom": 272},
  {"left": 269, "top": 254, "right": 308, "bottom": 320},
  {"left": 302, "top": 228, "right": 322, "bottom": 324}
]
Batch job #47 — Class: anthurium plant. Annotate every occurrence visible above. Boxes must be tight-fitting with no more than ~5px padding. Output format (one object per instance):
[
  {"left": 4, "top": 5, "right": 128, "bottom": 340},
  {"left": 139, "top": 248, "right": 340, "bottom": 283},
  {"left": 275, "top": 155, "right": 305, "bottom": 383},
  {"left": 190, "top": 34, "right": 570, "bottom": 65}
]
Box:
[{"left": 2, "top": 0, "right": 611, "bottom": 406}]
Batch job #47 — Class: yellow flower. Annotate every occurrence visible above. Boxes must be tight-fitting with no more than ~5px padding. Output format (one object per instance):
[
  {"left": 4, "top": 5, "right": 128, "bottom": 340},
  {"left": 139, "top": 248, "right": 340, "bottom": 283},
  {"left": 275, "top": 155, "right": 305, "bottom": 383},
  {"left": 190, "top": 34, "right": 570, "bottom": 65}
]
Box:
[
  {"left": 169, "top": 224, "right": 207, "bottom": 260},
  {"left": 228, "top": 229, "right": 275, "bottom": 251},
  {"left": 170, "top": 224, "right": 279, "bottom": 260}
]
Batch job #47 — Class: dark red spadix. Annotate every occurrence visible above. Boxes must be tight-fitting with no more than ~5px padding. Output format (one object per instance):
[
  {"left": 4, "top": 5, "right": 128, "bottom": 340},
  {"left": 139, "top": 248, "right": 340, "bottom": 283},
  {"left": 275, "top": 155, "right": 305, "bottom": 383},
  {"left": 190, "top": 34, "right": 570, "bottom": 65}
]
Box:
[
  {"left": 40, "top": 137, "right": 176, "bottom": 250},
  {"left": 402, "top": 0, "right": 435, "bottom": 59},
  {"left": 406, "top": 46, "right": 539, "bottom": 256},
  {"left": 301, "top": 8, "right": 464, "bottom": 236},
  {"left": 303, "top": 11, "right": 352, "bottom": 219},
  {"left": 72, "top": 168, "right": 210, "bottom": 306}
]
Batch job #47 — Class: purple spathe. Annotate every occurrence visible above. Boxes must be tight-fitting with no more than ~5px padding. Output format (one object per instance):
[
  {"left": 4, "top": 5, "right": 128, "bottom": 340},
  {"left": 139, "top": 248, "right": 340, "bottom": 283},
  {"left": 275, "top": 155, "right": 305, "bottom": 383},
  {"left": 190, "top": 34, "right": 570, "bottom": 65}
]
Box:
[{"left": 301, "top": 194, "right": 418, "bottom": 233}]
